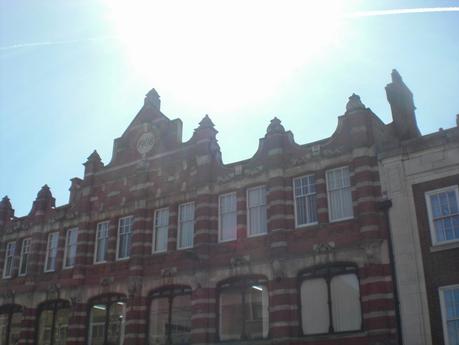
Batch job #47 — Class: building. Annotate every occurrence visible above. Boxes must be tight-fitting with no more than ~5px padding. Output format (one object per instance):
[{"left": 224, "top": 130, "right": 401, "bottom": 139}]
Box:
[
  {"left": 379, "top": 72, "right": 459, "bottom": 345},
  {"left": 0, "top": 73, "right": 420, "bottom": 345}
]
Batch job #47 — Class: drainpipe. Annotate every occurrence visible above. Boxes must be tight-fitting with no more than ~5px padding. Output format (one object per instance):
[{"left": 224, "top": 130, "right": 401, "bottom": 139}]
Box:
[{"left": 378, "top": 199, "right": 403, "bottom": 345}]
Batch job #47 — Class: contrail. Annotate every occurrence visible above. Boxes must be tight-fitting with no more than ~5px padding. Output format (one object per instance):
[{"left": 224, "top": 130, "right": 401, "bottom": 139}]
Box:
[
  {"left": 0, "top": 35, "right": 118, "bottom": 51},
  {"left": 346, "top": 6, "right": 459, "bottom": 18}
]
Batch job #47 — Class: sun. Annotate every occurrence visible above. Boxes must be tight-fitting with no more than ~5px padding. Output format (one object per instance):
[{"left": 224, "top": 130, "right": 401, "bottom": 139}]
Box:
[{"left": 103, "top": 0, "right": 347, "bottom": 112}]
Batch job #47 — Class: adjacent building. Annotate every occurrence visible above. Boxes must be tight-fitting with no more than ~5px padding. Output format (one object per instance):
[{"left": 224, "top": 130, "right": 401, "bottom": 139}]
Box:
[{"left": 1, "top": 70, "right": 445, "bottom": 345}]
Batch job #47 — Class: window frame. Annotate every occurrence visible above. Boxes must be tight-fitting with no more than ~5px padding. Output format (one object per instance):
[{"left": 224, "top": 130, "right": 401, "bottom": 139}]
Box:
[
  {"left": 177, "top": 202, "right": 195, "bottom": 250},
  {"left": 425, "top": 185, "right": 459, "bottom": 246},
  {"left": 94, "top": 221, "right": 109, "bottom": 264},
  {"left": 2, "top": 241, "right": 16, "bottom": 279},
  {"left": 146, "top": 285, "right": 192, "bottom": 345},
  {"left": 217, "top": 276, "right": 269, "bottom": 341},
  {"left": 153, "top": 208, "right": 169, "bottom": 253},
  {"left": 116, "top": 216, "right": 133, "bottom": 261},
  {"left": 35, "top": 299, "right": 70, "bottom": 345},
  {"left": 63, "top": 228, "right": 78, "bottom": 269},
  {"left": 293, "top": 175, "right": 318, "bottom": 228},
  {"left": 326, "top": 166, "right": 354, "bottom": 222},
  {"left": 246, "top": 186, "right": 268, "bottom": 237},
  {"left": 439, "top": 284, "right": 459, "bottom": 345},
  {"left": 18, "top": 238, "right": 31, "bottom": 277},
  {"left": 0, "top": 304, "right": 23, "bottom": 345},
  {"left": 297, "top": 264, "right": 363, "bottom": 336},
  {"left": 44, "top": 232, "right": 59, "bottom": 273},
  {"left": 219, "top": 192, "right": 238, "bottom": 243}
]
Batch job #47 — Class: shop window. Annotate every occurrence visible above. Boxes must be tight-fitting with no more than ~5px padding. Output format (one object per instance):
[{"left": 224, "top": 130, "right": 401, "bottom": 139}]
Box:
[
  {"left": 88, "top": 294, "right": 126, "bottom": 345},
  {"left": 218, "top": 277, "right": 269, "bottom": 341},
  {"left": 148, "top": 286, "right": 191, "bottom": 345},
  {"left": 439, "top": 285, "right": 459, "bottom": 345},
  {"left": 299, "top": 265, "right": 361, "bottom": 335},
  {"left": 0, "top": 304, "right": 23, "bottom": 345},
  {"left": 37, "top": 300, "right": 70, "bottom": 345}
]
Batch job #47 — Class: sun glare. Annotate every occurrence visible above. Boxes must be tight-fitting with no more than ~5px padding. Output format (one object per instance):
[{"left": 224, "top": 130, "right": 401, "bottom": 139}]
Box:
[{"left": 104, "top": 0, "right": 346, "bottom": 112}]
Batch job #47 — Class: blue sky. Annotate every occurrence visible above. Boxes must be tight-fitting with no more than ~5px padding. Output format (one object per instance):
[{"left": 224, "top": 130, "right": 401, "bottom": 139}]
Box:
[{"left": 1, "top": 0, "right": 458, "bottom": 217}]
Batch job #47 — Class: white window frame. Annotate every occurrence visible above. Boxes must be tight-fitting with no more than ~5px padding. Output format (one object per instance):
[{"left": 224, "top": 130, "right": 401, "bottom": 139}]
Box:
[
  {"left": 63, "top": 228, "right": 78, "bottom": 269},
  {"left": 116, "top": 216, "right": 133, "bottom": 260},
  {"left": 219, "top": 192, "right": 237, "bottom": 242},
  {"left": 153, "top": 208, "right": 169, "bottom": 253},
  {"left": 2, "top": 241, "right": 16, "bottom": 278},
  {"left": 18, "top": 237, "right": 31, "bottom": 276},
  {"left": 247, "top": 186, "right": 268, "bottom": 237},
  {"left": 293, "top": 175, "right": 318, "bottom": 228},
  {"left": 425, "top": 185, "right": 459, "bottom": 246},
  {"left": 177, "top": 202, "right": 195, "bottom": 250},
  {"left": 44, "top": 232, "right": 59, "bottom": 272},
  {"left": 94, "top": 221, "right": 109, "bottom": 264},
  {"left": 326, "top": 166, "right": 354, "bottom": 222},
  {"left": 439, "top": 284, "right": 459, "bottom": 345}
]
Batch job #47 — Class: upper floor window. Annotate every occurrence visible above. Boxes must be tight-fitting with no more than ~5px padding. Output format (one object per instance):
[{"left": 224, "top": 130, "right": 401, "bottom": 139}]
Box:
[
  {"left": 2, "top": 242, "right": 16, "bottom": 279},
  {"left": 18, "top": 238, "right": 31, "bottom": 276},
  {"left": 219, "top": 277, "right": 269, "bottom": 341},
  {"left": 117, "top": 216, "right": 133, "bottom": 260},
  {"left": 94, "top": 222, "right": 109, "bottom": 263},
  {"left": 326, "top": 166, "right": 353, "bottom": 221},
  {"left": 0, "top": 304, "right": 23, "bottom": 345},
  {"left": 293, "top": 175, "right": 317, "bottom": 227},
  {"left": 153, "top": 208, "right": 169, "bottom": 253},
  {"left": 219, "top": 192, "right": 237, "bottom": 242},
  {"left": 37, "top": 300, "right": 70, "bottom": 345},
  {"left": 426, "top": 186, "right": 459, "bottom": 245},
  {"left": 299, "top": 265, "right": 362, "bottom": 335},
  {"left": 148, "top": 286, "right": 191, "bottom": 345},
  {"left": 88, "top": 294, "right": 126, "bottom": 345},
  {"left": 439, "top": 285, "right": 459, "bottom": 345},
  {"left": 247, "top": 186, "right": 267, "bottom": 236},
  {"left": 44, "top": 232, "right": 59, "bottom": 272},
  {"left": 63, "top": 228, "right": 78, "bottom": 269},
  {"left": 177, "top": 202, "right": 194, "bottom": 249}
]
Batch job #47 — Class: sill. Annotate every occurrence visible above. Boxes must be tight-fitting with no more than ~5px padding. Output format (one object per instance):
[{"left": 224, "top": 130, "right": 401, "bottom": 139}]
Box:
[
  {"left": 247, "top": 232, "right": 268, "bottom": 238},
  {"left": 152, "top": 250, "right": 167, "bottom": 255},
  {"left": 116, "top": 257, "right": 130, "bottom": 261},
  {"left": 62, "top": 265, "right": 74, "bottom": 270},
  {"left": 44, "top": 269, "right": 56, "bottom": 273},
  {"left": 219, "top": 238, "right": 237, "bottom": 243},
  {"left": 177, "top": 246, "right": 193, "bottom": 250},
  {"left": 2, "top": 276, "right": 12, "bottom": 280},
  {"left": 299, "top": 330, "right": 367, "bottom": 341},
  {"left": 295, "top": 222, "right": 319, "bottom": 229},
  {"left": 93, "top": 260, "right": 107, "bottom": 265},
  {"left": 18, "top": 274, "right": 26, "bottom": 277},
  {"left": 329, "top": 216, "right": 354, "bottom": 223},
  {"left": 430, "top": 240, "right": 459, "bottom": 252}
]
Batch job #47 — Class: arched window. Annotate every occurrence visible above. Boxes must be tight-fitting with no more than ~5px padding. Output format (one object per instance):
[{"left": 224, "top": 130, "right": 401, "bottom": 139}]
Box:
[
  {"left": 0, "top": 304, "right": 23, "bottom": 345},
  {"left": 36, "top": 299, "right": 70, "bottom": 345},
  {"left": 299, "top": 264, "right": 362, "bottom": 335},
  {"left": 147, "top": 286, "right": 191, "bottom": 345},
  {"left": 218, "top": 277, "right": 269, "bottom": 341},
  {"left": 88, "top": 294, "right": 126, "bottom": 345}
]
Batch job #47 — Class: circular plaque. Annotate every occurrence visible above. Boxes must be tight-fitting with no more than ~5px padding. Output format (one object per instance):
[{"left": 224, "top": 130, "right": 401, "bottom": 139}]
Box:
[{"left": 136, "top": 132, "right": 155, "bottom": 154}]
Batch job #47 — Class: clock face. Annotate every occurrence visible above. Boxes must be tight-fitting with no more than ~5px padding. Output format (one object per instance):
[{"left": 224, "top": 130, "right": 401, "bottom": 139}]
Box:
[{"left": 136, "top": 132, "right": 155, "bottom": 155}]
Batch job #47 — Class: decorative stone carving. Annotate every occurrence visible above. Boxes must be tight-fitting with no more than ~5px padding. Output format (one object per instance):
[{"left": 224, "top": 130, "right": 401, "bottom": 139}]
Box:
[
  {"left": 313, "top": 242, "right": 335, "bottom": 265},
  {"left": 360, "top": 239, "right": 383, "bottom": 264},
  {"left": 161, "top": 267, "right": 177, "bottom": 285},
  {"left": 100, "top": 277, "right": 114, "bottom": 293},
  {"left": 346, "top": 93, "right": 366, "bottom": 112},
  {"left": 128, "top": 277, "right": 143, "bottom": 298},
  {"left": 271, "top": 259, "right": 285, "bottom": 280},
  {"left": 1, "top": 289, "right": 15, "bottom": 304},
  {"left": 47, "top": 284, "right": 60, "bottom": 300},
  {"left": 230, "top": 255, "right": 251, "bottom": 275},
  {"left": 137, "top": 132, "right": 156, "bottom": 155}
]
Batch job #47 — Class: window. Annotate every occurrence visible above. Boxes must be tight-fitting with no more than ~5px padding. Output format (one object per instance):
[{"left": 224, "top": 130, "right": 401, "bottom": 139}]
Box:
[
  {"left": 153, "top": 208, "right": 169, "bottom": 253},
  {"left": 2, "top": 242, "right": 16, "bottom": 278},
  {"left": 293, "top": 175, "right": 317, "bottom": 227},
  {"left": 426, "top": 186, "right": 459, "bottom": 245},
  {"left": 219, "top": 278, "right": 269, "bottom": 341},
  {"left": 0, "top": 304, "right": 23, "bottom": 345},
  {"left": 94, "top": 222, "right": 109, "bottom": 263},
  {"left": 299, "top": 265, "right": 361, "bottom": 335},
  {"left": 148, "top": 286, "right": 191, "bottom": 345},
  {"left": 45, "top": 232, "right": 59, "bottom": 272},
  {"left": 440, "top": 285, "right": 459, "bottom": 345},
  {"left": 177, "top": 203, "right": 194, "bottom": 249},
  {"left": 247, "top": 186, "right": 267, "bottom": 236},
  {"left": 37, "top": 300, "right": 70, "bottom": 345},
  {"left": 18, "top": 238, "right": 31, "bottom": 276},
  {"left": 88, "top": 294, "right": 126, "bottom": 345},
  {"left": 63, "top": 228, "right": 78, "bottom": 268},
  {"left": 219, "top": 193, "right": 237, "bottom": 242},
  {"left": 326, "top": 166, "right": 353, "bottom": 221},
  {"left": 117, "top": 216, "right": 133, "bottom": 260}
]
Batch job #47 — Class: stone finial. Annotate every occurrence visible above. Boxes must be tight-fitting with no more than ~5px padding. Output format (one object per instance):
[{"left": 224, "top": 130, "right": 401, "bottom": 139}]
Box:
[
  {"left": 391, "top": 69, "right": 403, "bottom": 84},
  {"left": 267, "top": 117, "right": 285, "bottom": 134},
  {"left": 37, "top": 185, "right": 52, "bottom": 200},
  {"left": 86, "top": 150, "right": 102, "bottom": 163},
  {"left": 144, "top": 88, "right": 161, "bottom": 110},
  {"left": 30, "top": 185, "right": 55, "bottom": 216},
  {"left": 0, "top": 196, "right": 14, "bottom": 224},
  {"left": 194, "top": 114, "right": 218, "bottom": 136},
  {"left": 84, "top": 150, "right": 104, "bottom": 176},
  {"left": 199, "top": 114, "right": 215, "bottom": 129},
  {"left": 346, "top": 93, "right": 366, "bottom": 112}
]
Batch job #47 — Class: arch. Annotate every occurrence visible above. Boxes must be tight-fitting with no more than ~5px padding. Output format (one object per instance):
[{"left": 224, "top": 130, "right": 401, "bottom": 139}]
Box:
[
  {"left": 35, "top": 299, "right": 71, "bottom": 345},
  {"left": 0, "top": 304, "right": 23, "bottom": 345}
]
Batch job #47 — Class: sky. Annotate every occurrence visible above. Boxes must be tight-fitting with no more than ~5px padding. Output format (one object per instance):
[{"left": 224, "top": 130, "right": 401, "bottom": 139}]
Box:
[{"left": 0, "top": 0, "right": 458, "bottom": 217}]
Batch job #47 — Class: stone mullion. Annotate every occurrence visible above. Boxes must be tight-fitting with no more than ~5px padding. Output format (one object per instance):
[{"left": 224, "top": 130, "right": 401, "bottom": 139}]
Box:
[
  {"left": 124, "top": 295, "right": 147, "bottom": 345},
  {"left": 191, "top": 287, "right": 216, "bottom": 344},
  {"left": 66, "top": 302, "right": 86, "bottom": 345}
]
